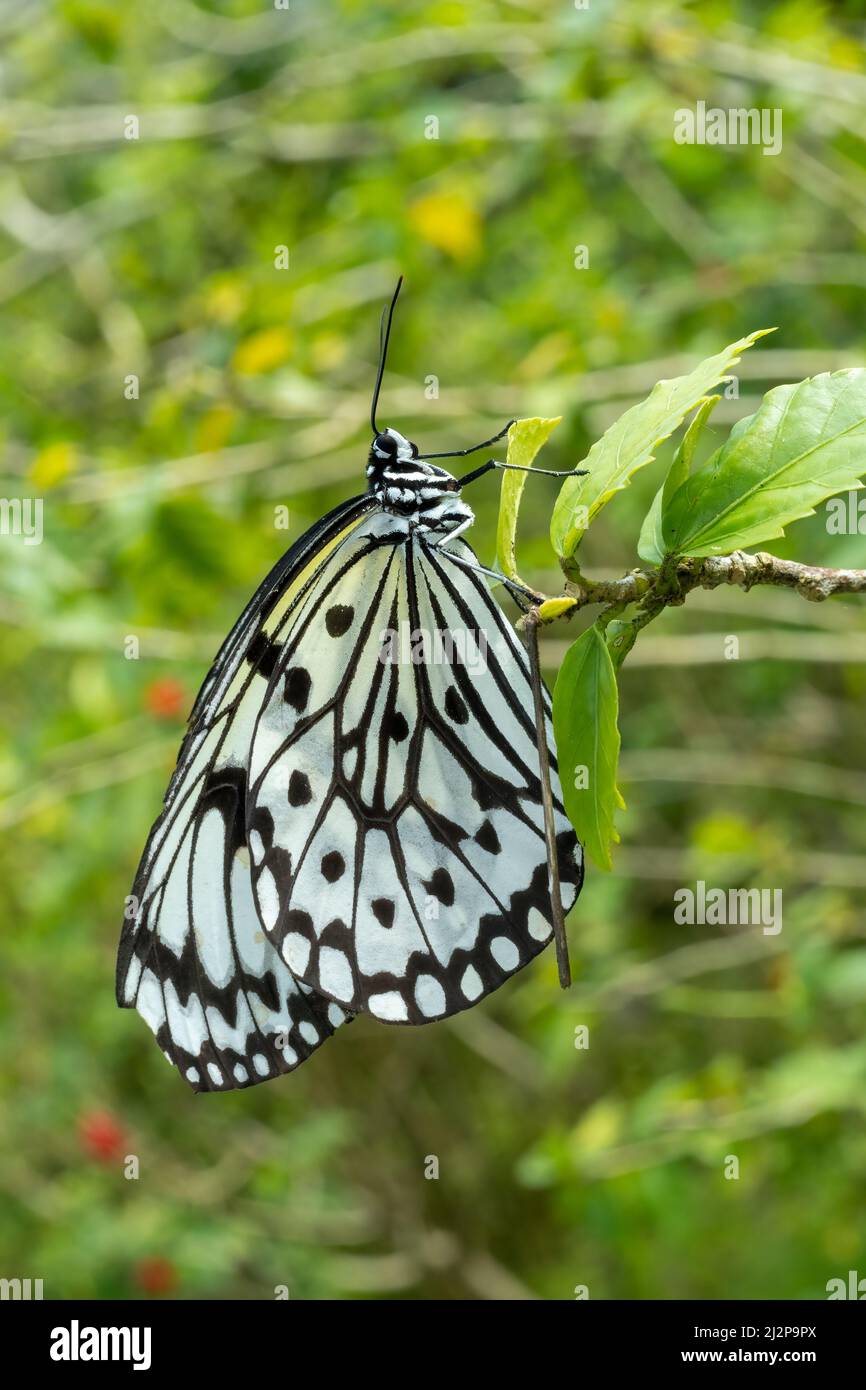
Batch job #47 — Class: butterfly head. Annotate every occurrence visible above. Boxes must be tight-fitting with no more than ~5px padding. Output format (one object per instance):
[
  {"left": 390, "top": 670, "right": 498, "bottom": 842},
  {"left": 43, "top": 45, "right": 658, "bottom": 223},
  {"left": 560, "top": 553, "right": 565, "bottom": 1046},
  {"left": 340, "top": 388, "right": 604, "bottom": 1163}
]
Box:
[
  {"left": 369, "top": 427, "right": 418, "bottom": 466},
  {"left": 366, "top": 282, "right": 470, "bottom": 533},
  {"left": 366, "top": 425, "right": 461, "bottom": 527},
  {"left": 366, "top": 426, "right": 453, "bottom": 494}
]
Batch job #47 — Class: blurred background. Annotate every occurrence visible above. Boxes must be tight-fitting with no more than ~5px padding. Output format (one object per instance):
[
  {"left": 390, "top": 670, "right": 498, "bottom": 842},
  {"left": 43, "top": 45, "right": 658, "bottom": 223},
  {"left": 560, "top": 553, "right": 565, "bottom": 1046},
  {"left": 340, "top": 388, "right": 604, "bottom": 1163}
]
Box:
[{"left": 1, "top": 0, "right": 866, "bottom": 1300}]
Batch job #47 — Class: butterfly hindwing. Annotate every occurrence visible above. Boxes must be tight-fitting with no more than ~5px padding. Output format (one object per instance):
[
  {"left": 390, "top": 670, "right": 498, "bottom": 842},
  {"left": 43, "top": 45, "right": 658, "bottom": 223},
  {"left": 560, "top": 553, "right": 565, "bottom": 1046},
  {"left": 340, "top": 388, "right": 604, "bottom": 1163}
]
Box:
[{"left": 247, "top": 511, "right": 583, "bottom": 1025}]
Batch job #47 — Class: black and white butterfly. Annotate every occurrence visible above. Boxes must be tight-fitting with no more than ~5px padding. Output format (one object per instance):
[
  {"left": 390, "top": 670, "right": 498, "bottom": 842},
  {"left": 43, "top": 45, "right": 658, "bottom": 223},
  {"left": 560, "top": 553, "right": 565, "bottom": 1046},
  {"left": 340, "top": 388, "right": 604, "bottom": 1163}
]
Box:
[{"left": 117, "top": 280, "right": 584, "bottom": 1091}]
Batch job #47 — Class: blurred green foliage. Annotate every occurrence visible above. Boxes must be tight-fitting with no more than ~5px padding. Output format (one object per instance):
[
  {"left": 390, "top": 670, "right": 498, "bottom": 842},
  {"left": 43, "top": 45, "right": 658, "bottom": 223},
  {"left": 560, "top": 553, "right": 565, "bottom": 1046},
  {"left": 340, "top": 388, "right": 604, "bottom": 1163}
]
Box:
[{"left": 1, "top": 0, "right": 866, "bottom": 1300}]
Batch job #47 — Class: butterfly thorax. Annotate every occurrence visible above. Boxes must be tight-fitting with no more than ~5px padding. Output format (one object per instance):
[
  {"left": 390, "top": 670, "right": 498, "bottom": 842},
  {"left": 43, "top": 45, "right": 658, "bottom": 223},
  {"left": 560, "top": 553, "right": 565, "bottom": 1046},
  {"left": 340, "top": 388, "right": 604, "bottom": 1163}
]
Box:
[{"left": 366, "top": 427, "right": 473, "bottom": 538}]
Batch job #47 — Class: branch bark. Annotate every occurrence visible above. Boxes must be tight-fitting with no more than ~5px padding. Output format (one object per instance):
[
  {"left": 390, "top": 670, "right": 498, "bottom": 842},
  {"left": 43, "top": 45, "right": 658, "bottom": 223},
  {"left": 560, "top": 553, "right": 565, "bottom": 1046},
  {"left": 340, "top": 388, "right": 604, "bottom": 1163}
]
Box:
[
  {"left": 560, "top": 550, "right": 866, "bottom": 617},
  {"left": 535, "top": 550, "right": 866, "bottom": 669}
]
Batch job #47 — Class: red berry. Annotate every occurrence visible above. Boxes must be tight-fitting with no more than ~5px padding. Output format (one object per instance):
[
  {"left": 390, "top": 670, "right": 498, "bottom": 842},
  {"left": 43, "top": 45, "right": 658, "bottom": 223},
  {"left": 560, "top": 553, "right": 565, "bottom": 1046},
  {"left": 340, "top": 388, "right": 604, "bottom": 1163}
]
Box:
[
  {"left": 134, "top": 1256, "right": 178, "bottom": 1296},
  {"left": 144, "top": 677, "right": 187, "bottom": 720},
  {"left": 78, "top": 1109, "right": 126, "bottom": 1163}
]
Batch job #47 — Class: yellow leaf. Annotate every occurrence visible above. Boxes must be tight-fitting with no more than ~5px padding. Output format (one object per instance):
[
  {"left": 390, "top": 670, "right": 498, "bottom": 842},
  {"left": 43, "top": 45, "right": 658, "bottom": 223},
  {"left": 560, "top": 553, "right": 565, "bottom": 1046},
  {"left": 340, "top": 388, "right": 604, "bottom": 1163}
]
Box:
[
  {"left": 310, "top": 332, "right": 348, "bottom": 372},
  {"left": 24, "top": 799, "right": 71, "bottom": 838},
  {"left": 195, "top": 405, "right": 236, "bottom": 454},
  {"left": 570, "top": 1100, "right": 623, "bottom": 1157},
  {"left": 232, "top": 326, "right": 292, "bottom": 376},
  {"left": 204, "top": 275, "right": 248, "bottom": 325},
  {"left": 30, "top": 441, "right": 76, "bottom": 489},
  {"left": 495, "top": 416, "right": 562, "bottom": 582},
  {"left": 691, "top": 813, "right": 755, "bottom": 856},
  {"left": 408, "top": 190, "right": 482, "bottom": 261}
]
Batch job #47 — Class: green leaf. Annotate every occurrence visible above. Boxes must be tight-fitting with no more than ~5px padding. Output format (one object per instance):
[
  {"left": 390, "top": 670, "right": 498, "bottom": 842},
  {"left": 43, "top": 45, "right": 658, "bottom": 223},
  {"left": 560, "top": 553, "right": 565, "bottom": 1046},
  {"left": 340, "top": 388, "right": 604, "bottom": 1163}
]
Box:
[
  {"left": 550, "top": 328, "right": 772, "bottom": 561},
  {"left": 637, "top": 396, "right": 719, "bottom": 564},
  {"left": 495, "top": 415, "right": 561, "bottom": 581},
  {"left": 552, "top": 624, "right": 624, "bottom": 872},
  {"left": 662, "top": 369, "right": 866, "bottom": 558}
]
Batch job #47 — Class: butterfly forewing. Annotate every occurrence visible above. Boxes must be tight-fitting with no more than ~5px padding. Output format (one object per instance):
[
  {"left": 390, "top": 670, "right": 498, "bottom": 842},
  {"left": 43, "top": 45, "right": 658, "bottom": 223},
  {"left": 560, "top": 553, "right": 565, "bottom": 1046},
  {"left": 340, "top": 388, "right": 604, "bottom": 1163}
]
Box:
[{"left": 116, "top": 497, "right": 372, "bottom": 1090}]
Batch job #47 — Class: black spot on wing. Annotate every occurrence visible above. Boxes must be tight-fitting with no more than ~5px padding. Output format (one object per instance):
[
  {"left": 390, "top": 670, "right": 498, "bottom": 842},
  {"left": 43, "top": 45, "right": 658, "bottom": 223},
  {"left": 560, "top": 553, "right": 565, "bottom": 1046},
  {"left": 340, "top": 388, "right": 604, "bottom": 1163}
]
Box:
[
  {"left": 371, "top": 897, "right": 395, "bottom": 929},
  {"left": 288, "top": 770, "right": 312, "bottom": 806},
  {"left": 321, "top": 850, "right": 345, "bottom": 882},
  {"left": 325, "top": 604, "right": 354, "bottom": 637},
  {"left": 423, "top": 866, "right": 455, "bottom": 907},
  {"left": 388, "top": 711, "right": 409, "bottom": 743},
  {"left": 284, "top": 667, "right": 311, "bottom": 712},
  {"left": 245, "top": 629, "right": 281, "bottom": 681},
  {"left": 475, "top": 819, "right": 501, "bottom": 854}
]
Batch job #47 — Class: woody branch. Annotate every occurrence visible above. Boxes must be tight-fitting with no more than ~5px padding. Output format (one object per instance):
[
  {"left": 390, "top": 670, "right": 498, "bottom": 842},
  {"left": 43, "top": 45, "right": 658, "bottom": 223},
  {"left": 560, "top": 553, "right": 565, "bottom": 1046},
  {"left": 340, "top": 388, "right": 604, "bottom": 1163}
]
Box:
[{"left": 554, "top": 551, "right": 866, "bottom": 619}]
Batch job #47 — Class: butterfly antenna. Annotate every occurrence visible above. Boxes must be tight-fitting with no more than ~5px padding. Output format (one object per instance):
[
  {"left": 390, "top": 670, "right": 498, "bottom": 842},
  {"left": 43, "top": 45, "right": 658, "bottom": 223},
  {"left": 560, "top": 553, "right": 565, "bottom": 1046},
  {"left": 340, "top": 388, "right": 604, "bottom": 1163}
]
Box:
[
  {"left": 424, "top": 419, "right": 515, "bottom": 460},
  {"left": 370, "top": 276, "right": 404, "bottom": 435}
]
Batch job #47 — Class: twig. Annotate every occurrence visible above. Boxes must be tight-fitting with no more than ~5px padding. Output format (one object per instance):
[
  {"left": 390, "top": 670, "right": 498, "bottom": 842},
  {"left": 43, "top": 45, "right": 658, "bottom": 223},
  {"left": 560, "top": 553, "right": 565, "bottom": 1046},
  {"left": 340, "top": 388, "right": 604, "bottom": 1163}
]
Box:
[
  {"left": 523, "top": 609, "right": 571, "bottom": 989},
  {"left": 553, "top": 551, "right": 866, "bottom": 631},
  {"left": 687, "top": 551, "right": 866, "bottom": 601}
]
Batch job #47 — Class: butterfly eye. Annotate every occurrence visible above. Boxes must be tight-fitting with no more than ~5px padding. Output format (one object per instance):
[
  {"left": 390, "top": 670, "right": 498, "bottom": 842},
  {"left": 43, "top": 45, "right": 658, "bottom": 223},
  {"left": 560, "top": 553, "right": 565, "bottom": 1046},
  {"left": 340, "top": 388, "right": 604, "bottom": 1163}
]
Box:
[{"left": 373, "top": 432, "right": 396, "bottom": 458}]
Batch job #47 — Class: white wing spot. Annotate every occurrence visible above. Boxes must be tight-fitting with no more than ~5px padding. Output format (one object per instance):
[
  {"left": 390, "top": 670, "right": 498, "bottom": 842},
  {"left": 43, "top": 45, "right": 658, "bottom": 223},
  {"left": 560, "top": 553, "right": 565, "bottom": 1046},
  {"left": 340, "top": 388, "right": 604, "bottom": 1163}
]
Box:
[
  {"left": 527, "top": 907, "right": 551, "bottom": 942},
  {"left": 136, "top": 970, "right": 164, "bottom": 1030},
  {"left": 257, "top": 868, "right": 281, "bottom": 930},
  {"left": 185, "top": 1066, "right": 199, "bottom": 1084},
  {"left": 299, "top": 1021, "right": 319, "bottom": 1045},
  {"left": 414, "top": 974, "right": 446, "bottom": 1018},
  {"left": 460, "top": 965, "right": 482, "bottom": 1000},
  {"left": 491, "top": 936, "right": 520, "bottom": 971},
  {"left": 369, "top": 990, "right": 408, "bottom": 1021},
  {"left": 283, "top": 932, "right": 311, "bottom": 975},
  {"left": 319, "top": 946, "right": 354, "bottom": 1002},
  {"left": 233, "top": 1063, "right": 248, "bottom": 1084},
  {"left": 207, "top": 1062, "right": 224, "bottom": 1086},
  {"left": 253, "top": 1053, "right": 269, "bottom": 1077},
  {"left": 282, "top": 1045, "right": 298, "bottom": 1066}
]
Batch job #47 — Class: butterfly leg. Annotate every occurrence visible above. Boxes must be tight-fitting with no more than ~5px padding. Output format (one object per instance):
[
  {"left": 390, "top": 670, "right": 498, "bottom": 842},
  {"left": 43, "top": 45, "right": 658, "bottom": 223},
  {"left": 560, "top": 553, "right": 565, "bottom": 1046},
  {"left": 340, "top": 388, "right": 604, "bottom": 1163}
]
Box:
[
  {"left": 432, "top": 542, "right": 541, "bottom": 609},
  {"left": 429, "top": 515, "right": 475, "bottom": 548}
]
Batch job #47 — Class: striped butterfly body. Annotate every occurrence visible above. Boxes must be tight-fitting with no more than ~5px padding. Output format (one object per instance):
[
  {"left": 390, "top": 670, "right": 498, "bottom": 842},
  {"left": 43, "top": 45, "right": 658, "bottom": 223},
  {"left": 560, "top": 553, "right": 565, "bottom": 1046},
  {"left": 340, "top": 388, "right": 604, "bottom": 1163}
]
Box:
[{"left": 117, "top": 284, "right": 584, "bottom": 1091}]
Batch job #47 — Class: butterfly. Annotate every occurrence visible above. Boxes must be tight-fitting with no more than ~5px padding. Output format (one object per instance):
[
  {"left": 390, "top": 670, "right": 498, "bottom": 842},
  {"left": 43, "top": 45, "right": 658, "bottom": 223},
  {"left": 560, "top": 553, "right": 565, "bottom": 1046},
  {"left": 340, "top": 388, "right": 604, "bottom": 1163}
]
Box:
[{"left": 116, "top": 279, "right": 585, "bottom": 1091}]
